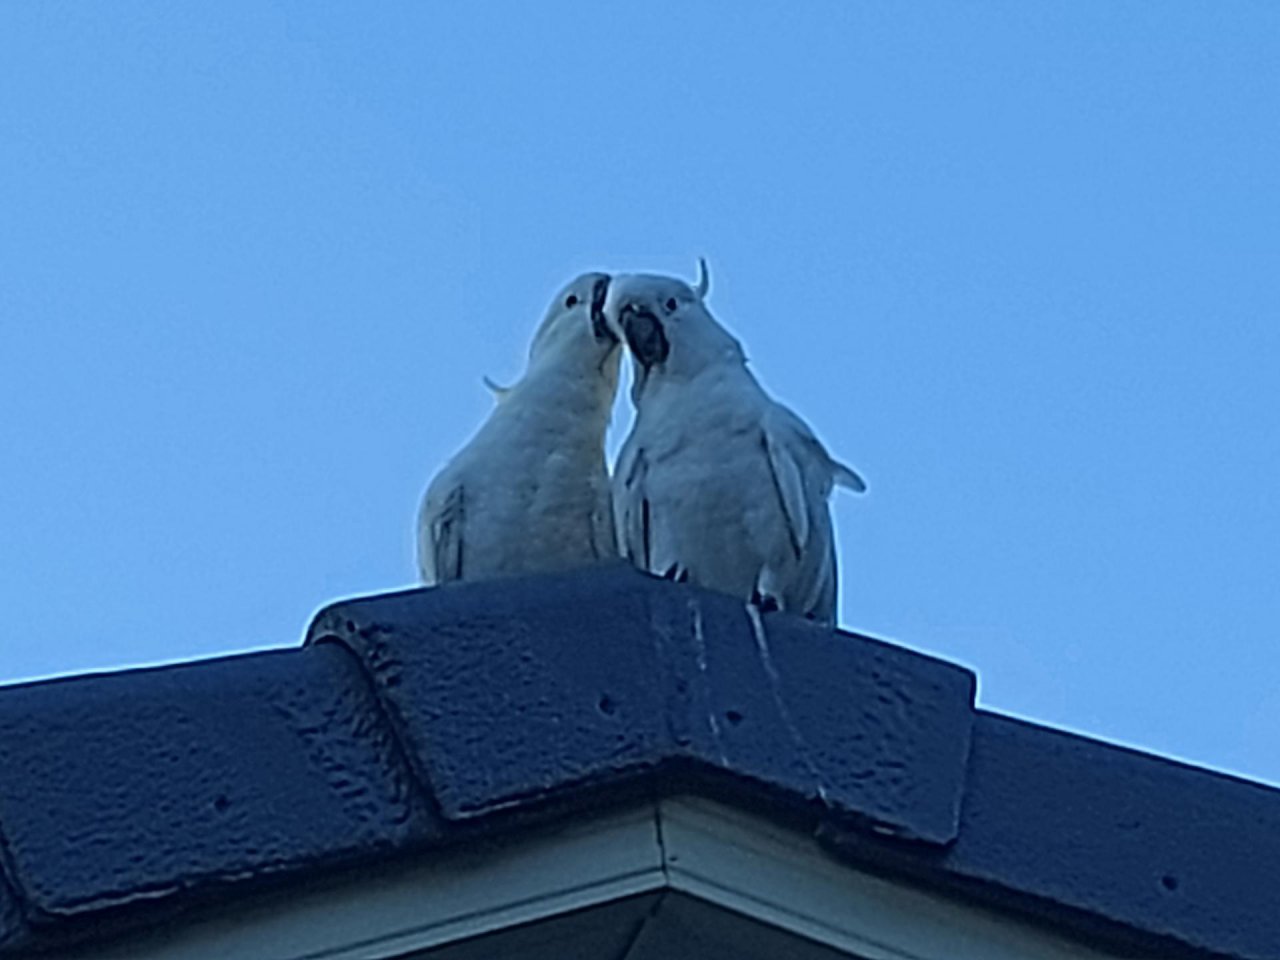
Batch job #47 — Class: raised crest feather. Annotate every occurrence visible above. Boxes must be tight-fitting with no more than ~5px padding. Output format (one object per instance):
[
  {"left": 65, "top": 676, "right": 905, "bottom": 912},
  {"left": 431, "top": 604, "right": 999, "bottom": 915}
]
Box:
[
  {"left": 481, "top": 375, "right": 512, "bottom": 403},
  {"left": 694, "top": 257, "right": 710, "bottom": 299}
]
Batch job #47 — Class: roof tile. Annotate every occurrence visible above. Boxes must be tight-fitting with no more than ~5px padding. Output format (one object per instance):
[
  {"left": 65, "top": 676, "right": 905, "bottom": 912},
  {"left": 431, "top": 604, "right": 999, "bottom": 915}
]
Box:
[
  {"left": 824, "top": 712, "right": 1280, "bottom": 960},
  {"left": 0, "top": 644, "right": 435, "bottom": 923},
  {"left": 308, "top": 564, "right": 975, "bottom": 844}
]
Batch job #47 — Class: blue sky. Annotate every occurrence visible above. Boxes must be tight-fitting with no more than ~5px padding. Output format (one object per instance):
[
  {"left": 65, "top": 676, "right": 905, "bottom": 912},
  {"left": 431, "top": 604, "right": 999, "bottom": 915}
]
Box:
[{"left": 2, "top": 4, "right": 1277, "bottom": 785}]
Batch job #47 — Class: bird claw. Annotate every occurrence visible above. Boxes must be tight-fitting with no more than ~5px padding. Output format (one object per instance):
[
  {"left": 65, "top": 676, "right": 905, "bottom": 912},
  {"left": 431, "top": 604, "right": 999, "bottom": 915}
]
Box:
[
  {"left": 661, "top": 564, "right": 690, "bottom": 583},
  {"left": 749, "top": 589, "right": 781, "bottom": 614}
]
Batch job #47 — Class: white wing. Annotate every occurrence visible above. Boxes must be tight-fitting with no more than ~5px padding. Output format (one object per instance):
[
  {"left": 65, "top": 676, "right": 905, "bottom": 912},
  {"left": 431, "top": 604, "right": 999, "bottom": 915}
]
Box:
[
  {"left": 761, "top": 404, "right": 862, "bottom": 622},
  {"left": 612, "top": 435, "right": 651, "bottom": 570},
  {"left": 417, "top": 481, "right": 465, "bottom": 585}
]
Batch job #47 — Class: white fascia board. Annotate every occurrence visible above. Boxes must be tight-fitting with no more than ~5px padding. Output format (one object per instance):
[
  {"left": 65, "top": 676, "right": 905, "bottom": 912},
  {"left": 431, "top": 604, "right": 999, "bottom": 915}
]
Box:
[
  {"left": 80, "top": 803, "right": 665, "bottom": 960},
  {"left": 659, "top": 796, "right": 1123, "bottom": 960},
  {"left": 71, "top": 796, "right": 1130, "bottom": 960}
]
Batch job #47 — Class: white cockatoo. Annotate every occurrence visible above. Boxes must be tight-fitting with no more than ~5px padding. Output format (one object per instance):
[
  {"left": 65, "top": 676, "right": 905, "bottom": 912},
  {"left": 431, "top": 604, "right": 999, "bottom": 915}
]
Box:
[
  {"left": 417, "top": 273, "right": 621, "bottom": 584},
  {"left": 606, "top": 261, "right": 865, "bottom": 624}
]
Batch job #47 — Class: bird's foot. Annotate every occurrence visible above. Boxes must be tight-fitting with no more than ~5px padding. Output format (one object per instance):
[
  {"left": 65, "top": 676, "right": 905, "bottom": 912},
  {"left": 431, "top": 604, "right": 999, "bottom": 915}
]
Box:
[
  {"left": 749, "top": 589, "right": 781, "bottom": 614},
  {"left": 661, "top": 564, "right": 690, "bottom": 584}
]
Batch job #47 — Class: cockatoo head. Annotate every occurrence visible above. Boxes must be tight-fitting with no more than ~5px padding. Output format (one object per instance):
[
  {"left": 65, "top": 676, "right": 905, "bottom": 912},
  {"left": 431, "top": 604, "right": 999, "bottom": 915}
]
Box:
[
  {"left": 528, "top": 272, "right": 618, "bottom": 370},
  {"left": 603, "top": 259, "right": 744, "bottom": 399}
]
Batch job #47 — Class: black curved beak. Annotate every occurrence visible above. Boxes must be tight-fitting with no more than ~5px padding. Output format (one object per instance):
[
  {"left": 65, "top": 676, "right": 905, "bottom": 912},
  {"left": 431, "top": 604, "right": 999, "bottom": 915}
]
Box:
[
  {"left": 590, "top": 276, "right": 616, "bottom": 343},
  {"left": 618, "top": 303, "right": 670, "bottom": 368}
]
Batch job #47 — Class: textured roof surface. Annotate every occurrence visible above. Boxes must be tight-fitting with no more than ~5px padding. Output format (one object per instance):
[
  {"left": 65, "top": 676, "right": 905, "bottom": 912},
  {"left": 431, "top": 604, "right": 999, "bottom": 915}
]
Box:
[
  {"left": 307, "top": 566, "right": 974, "bottom": 842},
  {"left": 0, "top": 564, "right": 1275, "bottom": 959}
]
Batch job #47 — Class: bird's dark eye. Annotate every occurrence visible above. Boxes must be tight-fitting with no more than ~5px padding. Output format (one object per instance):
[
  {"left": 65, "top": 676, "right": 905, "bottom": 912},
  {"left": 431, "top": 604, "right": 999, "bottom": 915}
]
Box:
[
  {"left": 564, "top": 294, "right": 580, "bottom": 308},
  {"left": 665, "top": 297, "right": 678, "bottom": 312}
]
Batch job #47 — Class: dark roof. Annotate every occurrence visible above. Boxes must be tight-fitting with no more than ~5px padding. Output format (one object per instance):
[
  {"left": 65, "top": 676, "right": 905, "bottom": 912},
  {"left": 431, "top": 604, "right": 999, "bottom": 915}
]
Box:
[{"left": 0, "top": 564, "right": 1276, "bottom": 959}]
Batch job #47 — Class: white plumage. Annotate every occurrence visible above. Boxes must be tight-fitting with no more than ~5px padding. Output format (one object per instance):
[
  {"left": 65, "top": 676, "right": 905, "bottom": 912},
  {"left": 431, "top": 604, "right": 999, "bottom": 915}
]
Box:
[
  {"left": 606, "top": 262, "right": 864, "bottom": 623},
  {"left": 416, "top": 273, "right": 621, "bottom": 585}
]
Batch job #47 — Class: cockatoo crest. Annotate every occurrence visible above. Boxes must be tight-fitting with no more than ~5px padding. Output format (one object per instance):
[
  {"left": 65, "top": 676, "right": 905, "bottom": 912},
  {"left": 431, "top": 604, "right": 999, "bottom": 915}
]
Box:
[{"left": 694, "top": 257, "right": 710, "bottom": 299}]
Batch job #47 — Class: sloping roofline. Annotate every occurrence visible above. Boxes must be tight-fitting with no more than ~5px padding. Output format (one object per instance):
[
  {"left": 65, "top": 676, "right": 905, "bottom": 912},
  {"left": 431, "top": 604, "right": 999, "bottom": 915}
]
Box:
[{"left": 0, "top": 565, "right": 1276, "bottom": 958}]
